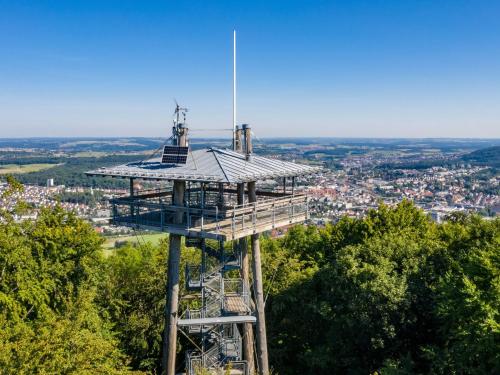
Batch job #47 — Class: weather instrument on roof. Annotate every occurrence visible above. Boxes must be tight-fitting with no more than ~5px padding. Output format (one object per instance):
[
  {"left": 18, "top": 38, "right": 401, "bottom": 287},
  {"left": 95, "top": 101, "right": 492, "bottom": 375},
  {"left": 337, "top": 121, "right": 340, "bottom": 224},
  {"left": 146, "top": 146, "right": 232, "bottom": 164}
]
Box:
[{"left": 161, "top": 145, "right": 188, "bottom": 164}]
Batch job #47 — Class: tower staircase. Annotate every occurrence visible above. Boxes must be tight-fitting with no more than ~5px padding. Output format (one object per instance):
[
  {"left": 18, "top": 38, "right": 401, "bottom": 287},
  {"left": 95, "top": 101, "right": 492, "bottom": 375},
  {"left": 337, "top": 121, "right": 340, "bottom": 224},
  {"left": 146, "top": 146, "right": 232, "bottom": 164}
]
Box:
[{"left": 182, "top": 239, "right": 253, "bottom": 375}]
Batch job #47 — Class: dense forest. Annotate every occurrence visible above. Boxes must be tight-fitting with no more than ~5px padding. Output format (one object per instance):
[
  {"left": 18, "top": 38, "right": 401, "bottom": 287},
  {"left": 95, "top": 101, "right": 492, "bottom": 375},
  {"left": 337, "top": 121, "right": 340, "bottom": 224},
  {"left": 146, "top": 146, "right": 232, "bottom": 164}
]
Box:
[
  {"left": 0, "top": 178, "right": 498, "bottom": 374},
  {"left": 461, "top": 146, "right": 500, "bottom": 168},
  {"left": 11, "top": 155, "right": 143, "bottom": 188},
  {"left": 0, "top": 138, "right": 164, "bottom": 152},
  {"left": 376, "top": 146, "right": 500, "bottom": 171}
]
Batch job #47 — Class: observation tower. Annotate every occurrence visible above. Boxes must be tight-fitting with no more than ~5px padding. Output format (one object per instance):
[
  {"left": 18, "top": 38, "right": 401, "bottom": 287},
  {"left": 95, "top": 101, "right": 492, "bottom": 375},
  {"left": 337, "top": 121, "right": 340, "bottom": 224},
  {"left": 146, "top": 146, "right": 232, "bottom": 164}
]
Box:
[
  {"left": 87, "top": 107, "right": 319, "bottom": 375},
  {"left": 86, "top": 32, "right": 320, "bottom": 375}
]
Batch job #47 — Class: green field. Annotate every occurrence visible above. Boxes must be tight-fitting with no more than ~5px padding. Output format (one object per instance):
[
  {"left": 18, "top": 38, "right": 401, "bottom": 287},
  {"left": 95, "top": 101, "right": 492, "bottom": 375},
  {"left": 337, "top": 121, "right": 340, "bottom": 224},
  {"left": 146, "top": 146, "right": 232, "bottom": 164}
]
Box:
[
  {"left": 0, "top": 163, "right": 59, "bottom": 174},
  {"left": 71, "top": 151, "right": 108, "bottom": 157},
  {"left": 102, "top": 233, "right": 167, "bottom": 250}
]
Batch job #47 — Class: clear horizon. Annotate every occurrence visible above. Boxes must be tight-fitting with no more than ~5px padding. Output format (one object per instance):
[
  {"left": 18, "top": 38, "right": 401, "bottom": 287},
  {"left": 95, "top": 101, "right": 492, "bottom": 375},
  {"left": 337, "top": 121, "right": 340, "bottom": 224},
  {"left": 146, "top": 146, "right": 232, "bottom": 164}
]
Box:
[
  {"left": 0, "top": 136, "right": 500, "bottom": 141},
  {"left": 1, "top": 1, "right": 500, "bottom": 138}
]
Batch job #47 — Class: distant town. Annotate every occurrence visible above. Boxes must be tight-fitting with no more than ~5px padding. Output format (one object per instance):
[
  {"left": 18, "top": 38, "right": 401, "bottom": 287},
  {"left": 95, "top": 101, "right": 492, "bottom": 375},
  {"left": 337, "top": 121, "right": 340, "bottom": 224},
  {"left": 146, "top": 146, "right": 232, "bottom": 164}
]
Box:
[{"left": 1, "top": 137, "right": 498, "bottom": 243}]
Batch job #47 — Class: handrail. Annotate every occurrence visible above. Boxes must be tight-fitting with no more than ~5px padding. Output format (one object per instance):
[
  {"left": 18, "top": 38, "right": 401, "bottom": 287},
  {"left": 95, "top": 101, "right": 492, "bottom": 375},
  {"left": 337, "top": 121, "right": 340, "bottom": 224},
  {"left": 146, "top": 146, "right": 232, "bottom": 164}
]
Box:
[
  {"left": 111, "top": 193, "right": 309, "bottom": 239},
  {"left": 112, "top": 193, "right": 307, "bottom": 216},
  {"left": 231, "top": 193, "right": 306, "bottom": 211}
]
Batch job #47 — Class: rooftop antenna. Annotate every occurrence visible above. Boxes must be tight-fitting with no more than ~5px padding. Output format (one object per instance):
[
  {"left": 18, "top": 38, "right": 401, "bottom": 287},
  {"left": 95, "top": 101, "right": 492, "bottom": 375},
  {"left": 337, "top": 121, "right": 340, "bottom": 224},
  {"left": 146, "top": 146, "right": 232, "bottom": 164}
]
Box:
[{"left": 232, "top": 29, "right": 237, "bottom": 151}]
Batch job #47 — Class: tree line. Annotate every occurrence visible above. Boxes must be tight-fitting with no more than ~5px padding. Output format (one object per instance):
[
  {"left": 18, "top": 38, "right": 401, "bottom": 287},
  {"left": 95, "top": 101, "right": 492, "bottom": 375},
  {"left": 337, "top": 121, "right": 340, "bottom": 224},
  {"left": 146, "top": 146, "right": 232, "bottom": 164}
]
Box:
[
  {"left": 0, "top": 178, "right": 498, "bottom": 374},
  {"left": 13, "top": 154, "right": 142, "bottom": 188}
]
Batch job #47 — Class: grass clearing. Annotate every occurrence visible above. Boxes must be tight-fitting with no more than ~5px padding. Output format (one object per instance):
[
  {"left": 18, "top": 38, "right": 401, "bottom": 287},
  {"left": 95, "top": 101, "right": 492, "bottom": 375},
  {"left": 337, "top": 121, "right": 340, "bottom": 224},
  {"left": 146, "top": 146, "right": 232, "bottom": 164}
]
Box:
[
  {"left": 102, "top": 233, "right": 167, "bottom": 251},
  {"left": 0, "top": 163, "right": 59, "bottom": 174},
  {"left": 71, "top": 151, "right": 107, "bottom": 157}
]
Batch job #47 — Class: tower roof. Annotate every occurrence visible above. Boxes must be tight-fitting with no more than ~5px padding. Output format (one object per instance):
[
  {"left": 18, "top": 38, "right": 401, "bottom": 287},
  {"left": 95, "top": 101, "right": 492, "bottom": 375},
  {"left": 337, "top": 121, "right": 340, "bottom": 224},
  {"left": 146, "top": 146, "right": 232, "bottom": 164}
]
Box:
[{"left": 86, "top": 147, "right": 320, "bottom": 183}]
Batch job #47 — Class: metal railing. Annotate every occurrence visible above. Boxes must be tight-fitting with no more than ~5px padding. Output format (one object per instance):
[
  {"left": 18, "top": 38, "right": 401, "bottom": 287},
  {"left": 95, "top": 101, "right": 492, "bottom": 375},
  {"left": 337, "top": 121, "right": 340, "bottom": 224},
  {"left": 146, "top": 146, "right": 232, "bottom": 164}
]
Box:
[
  {"left": 184, "top": 277, "right": 251, "bottom": 321},
  {"left": 222, "top": 278, "right": 251, "bottom": 314},
  {"left": 111, "top": 193, "right": 309, "bottom": 239},
  {"left": 186, "top": 341, "right": 247, "bottom": 375},
  {"left": 181, "top": 210, "right": 251, "bottom": 375},
  {"left": 186, "top": 264, "right": 202, "bottom": 289}
]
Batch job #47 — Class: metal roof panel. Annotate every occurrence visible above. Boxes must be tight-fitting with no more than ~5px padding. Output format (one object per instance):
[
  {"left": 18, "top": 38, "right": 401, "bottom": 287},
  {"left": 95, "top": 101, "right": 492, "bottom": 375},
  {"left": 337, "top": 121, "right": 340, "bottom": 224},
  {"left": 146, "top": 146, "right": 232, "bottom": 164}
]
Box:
[{"left": 86, "top": 147, "right": 321, "bottom": 183}]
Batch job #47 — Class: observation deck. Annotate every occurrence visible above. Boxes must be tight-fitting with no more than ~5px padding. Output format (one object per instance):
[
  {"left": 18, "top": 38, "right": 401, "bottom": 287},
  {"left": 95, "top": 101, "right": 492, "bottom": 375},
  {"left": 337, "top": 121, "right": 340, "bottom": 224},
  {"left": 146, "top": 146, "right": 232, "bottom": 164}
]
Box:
[{"left": 110, "top": 188, "right": 308, "bottom": 241}]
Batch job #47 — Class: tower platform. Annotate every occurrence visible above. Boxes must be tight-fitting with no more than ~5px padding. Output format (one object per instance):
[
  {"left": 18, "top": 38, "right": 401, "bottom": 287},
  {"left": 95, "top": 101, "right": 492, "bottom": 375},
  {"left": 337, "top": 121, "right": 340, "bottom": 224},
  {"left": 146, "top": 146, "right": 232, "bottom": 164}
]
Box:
[{"left": 108, "top": 192, "right": 308, "bottom": 240}]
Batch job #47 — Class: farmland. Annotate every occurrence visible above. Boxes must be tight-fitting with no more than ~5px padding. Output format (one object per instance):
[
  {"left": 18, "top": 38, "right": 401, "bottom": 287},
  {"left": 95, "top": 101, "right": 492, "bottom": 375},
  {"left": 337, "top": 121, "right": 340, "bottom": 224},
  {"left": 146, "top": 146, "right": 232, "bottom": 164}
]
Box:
[{"left": 0, "top": 163, "right": 58, "bottom": 174}]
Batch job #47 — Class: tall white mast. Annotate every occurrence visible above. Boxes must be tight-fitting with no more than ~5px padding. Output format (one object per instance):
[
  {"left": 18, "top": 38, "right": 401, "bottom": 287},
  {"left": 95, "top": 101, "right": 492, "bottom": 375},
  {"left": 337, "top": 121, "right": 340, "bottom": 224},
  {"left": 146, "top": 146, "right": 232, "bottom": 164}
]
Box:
[{"left": 233, "top": 29, "right": 237, "bottom": 150}]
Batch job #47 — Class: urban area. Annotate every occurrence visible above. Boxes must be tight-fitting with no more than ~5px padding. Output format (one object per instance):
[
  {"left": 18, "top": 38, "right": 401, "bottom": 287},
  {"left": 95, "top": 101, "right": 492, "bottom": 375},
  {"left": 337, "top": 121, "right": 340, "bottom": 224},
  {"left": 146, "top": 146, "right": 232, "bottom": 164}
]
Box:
[{"left": 1, "top": 137, "right": 498, "bottom": 246}]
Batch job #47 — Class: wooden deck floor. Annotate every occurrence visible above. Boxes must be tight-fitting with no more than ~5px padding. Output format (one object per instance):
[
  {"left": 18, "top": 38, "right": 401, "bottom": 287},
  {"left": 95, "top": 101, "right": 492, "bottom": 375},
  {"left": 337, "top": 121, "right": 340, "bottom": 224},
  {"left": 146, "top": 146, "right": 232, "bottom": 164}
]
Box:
[{"left": 224, "top": 295, "right": 249, "bottom": 314}]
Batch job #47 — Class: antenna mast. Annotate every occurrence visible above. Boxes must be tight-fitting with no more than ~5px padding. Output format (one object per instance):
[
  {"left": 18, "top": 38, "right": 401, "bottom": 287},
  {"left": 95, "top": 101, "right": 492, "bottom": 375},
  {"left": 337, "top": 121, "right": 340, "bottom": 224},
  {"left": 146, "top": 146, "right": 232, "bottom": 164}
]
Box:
[{"left": 233, "top": 29, "right": 237, "bottom": 151}]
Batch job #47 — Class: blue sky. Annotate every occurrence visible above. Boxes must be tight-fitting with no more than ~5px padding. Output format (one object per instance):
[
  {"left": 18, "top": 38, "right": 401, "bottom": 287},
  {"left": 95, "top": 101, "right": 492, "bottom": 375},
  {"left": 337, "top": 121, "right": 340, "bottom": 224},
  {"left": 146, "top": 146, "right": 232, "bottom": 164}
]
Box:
[{"left": 1, "top": 0, "right": 499, "bottom": 138}]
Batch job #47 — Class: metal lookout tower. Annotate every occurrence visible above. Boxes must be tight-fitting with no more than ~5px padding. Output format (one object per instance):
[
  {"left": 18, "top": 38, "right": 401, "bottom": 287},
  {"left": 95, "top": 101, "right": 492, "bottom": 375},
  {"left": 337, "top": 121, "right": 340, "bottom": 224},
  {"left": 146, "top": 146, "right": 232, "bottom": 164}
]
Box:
[{"left": 86, "top": 34, "right": 320, "bottom": 375}]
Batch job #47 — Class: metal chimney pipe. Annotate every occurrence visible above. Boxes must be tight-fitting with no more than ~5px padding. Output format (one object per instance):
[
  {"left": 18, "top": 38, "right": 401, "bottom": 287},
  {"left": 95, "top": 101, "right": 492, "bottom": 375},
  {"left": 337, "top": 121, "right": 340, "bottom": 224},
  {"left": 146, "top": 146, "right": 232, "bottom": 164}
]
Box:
[
  {"left": 242, "top": 124, "right": 252, "bottom": 161},
  {"left": 235, "top": 125, "right": 243, "bottom": 153},
  {"left": 178, "top": 124, "right": 188, "bottom": 147}
]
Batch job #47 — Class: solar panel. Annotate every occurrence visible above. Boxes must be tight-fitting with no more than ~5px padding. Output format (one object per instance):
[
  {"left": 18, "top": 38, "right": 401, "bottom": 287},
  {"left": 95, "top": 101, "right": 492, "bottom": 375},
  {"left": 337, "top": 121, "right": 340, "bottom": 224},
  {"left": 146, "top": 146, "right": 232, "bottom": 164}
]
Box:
[
  {"left": 163, "top": 146, "right": 189, "bottom": 155},
  {"left": 161, "top": 145, "right": 189, "bottom": 164}
]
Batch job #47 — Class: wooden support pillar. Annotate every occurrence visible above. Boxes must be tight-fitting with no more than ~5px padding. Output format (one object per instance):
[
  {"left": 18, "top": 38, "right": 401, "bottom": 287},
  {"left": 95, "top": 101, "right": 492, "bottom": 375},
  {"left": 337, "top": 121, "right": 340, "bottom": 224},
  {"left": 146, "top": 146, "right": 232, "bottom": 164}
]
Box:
[
  {"left": 129, "top": 178, "right": 135, "bottom": 217},
  {"left": 162, "top": 179, "right": 185, "bottom": 375},
  {"left": 130, "top": 178, "right": 135, "bottom": 196},
  {"left": 200, "top": 183, "right": 205, "bottom": 229},
  {"left": 238, "top": 182, "right": 255, "bottom": 374},
  {"left": 200, "top": 182, "right": 207, "bottom": 274},
  {"left": 248, "top": 181, "right": 269, "bottom": 375},
  {"left": 237, "top": 182, "right": 245, "bottom": 205},
  {"left": 218, "top": 182, "right": 225, "bottom": 208}
]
